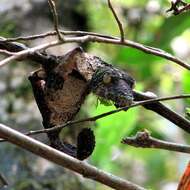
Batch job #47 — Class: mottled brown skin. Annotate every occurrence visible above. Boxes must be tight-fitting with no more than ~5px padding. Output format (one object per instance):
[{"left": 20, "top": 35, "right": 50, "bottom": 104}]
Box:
[
  {"left": 70, "top": 48, "right": 135, "bottom": 107},
  {"left": 29, "top": 47, "right": 135, "bottom": 160},
  {"left": 29, "top": 49, "right": 95, "bottom": 159}
]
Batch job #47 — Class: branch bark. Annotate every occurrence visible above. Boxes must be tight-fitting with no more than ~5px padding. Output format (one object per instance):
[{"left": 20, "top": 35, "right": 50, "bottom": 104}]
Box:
[
  {"left": 133, "top": 91, "right": 190, "bottom": 134},
  {"left": 107, "top": 0, "right": 125, "bottom": 41},
  {"left": 1, "top": 31, "right": 189, "bottom": 70},
  {"left": 0, "top": 40, "right": 60, "bottom": 68},
  {"left": 0, "top": 123, "right": 146, "bottom": 190},
  {"left": 122, "top": 131, "right": 190, "bottom": 154},
  {"left": 0, "top": 41, "right": 189, "bottom": 133},
  {"left": 0, "top": 173, "right": 8, "bottom": 188},
  {"left": 0, "top": 92, "right": 190, "bottom": 143},
  {"left": 48, "top": 0, "right": 63, "bottom": 40},
  {"left": 167, "top": 0, "right": 190, "bottom": 15}
]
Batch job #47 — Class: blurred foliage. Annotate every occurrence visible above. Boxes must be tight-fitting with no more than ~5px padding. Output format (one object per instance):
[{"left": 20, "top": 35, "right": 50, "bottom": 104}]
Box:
[
  {"left": 0, "top": 19, "right": 17, "bottom": 37},
  {"left": 0, "top": 0, "right": 190, "bottom": 190}
]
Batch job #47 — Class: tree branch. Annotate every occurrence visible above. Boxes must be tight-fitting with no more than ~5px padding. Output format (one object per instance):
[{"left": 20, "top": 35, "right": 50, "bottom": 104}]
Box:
[
  {"left": 0, "top": 35, "right": 189, "bottom": 70},
  {"left": 133, "top": 90, "right": 190, "bottom": 134},
  {"left": 107, "top": 0, "right": 125, "bottom": 41},
  {"left": 0, "top": 123, "right": 145, "bottom": 190},
  {"left": 0, "top": 49, "right": 17, "bottom": 56},
  {"left": 177, "top": 3, "right": 190, "bottom": 14},
  {"left": 48, "top": 0, "right": 63, "bottom": 40},
  {"left": 0, "top": 37, "right": 58, "bottom": 65},
  {"left": 3, "top": 30, "right": 116, "bottom": 42},
  {"left": 42, "top": 93, "right": 190, "bottom": 135},
  {"left": 167, "top": 0, "right": 190, "bottom": 15},
  {"left": 122, "top": 130, "right": 190, "bottom": 154},
  {"left": 0, "top": 40, "right": 60, "bottom": 68},
  {"left": 1, "top": 93, "right": 190, "bottom": 143},
  {"left": 0, "top": 39, "right": 189, "bottom": 135},
  {"left": 0, "top": 39, "right": 189, "bottom": 137},
  {"left": 0, "top": 173, "right": 8, "bottom": 188}
]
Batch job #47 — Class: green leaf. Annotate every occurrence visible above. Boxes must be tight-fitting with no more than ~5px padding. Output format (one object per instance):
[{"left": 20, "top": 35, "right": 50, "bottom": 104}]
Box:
[
  {"left": 91, "top": 104, "right": 138, "bottom": 171},
  {"left": 154, "top": 12, "right": 190, "bottom": 49}
]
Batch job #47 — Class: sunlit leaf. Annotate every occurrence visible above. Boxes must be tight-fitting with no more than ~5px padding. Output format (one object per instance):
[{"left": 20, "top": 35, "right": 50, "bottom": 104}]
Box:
[{"left": 91, "top": 104, "right": 138, "bottom": 171}]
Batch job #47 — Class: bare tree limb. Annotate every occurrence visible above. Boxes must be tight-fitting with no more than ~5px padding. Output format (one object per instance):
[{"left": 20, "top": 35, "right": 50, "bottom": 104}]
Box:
[
  {"left": 0, "top": 49, "right": 17, "bottom": 56},
  {"left": 0, "top": 123, "right": 146, "bottom": 190},
  {"left": 167, "top": 0, "right": 190, "bottom": 15},
  {"left": 133, "top": 90, "right": 190, "bottom": 134},
  {"left": 0, "top": 40, "right": 60, "bottom": 68},
  {"left": 0, "top": 2, "right": 189, "bottom": 188},
  {"left": 0, "top": 35, "right": 189, "bottom": 70},
  {"left": 48, "top": 0, "right": 63, "bottom": 40},
  {"left": 1, "top": 93, "right": 190, "bottom": 143},
  {"left": 0, "top": 173, "right": 8, "bottom": 188},
  {"left": 107, "top": 0, "right": 125, "bottom": 41},
  {"left": 122, "top": 130, "right": 190, "bottom": 154},
  {"left": 0, "top": 40, "right": 189, "bottom": 135},
  {"left": 39, "top": 93, "right": 190, "bottom": 135},
  {"left": 177, "top": 3, "right": 190, "bottom": 14},
  {"left": 0, "top": 37, "right": 58, "bottom": 65},
  {"left": 3, "top": 30, "right": 116, "bottom": 42}
]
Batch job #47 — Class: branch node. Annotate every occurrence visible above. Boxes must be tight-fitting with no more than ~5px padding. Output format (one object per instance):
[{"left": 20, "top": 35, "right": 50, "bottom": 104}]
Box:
[
  {"left": 122, "top": 130, "right": 190, "bottom": 154},
  {"left": 166, "top": 0, "right": 190, "bottom": 15},
  {"left": 122, "top": 130, "right": 152, "bottom": 148}
]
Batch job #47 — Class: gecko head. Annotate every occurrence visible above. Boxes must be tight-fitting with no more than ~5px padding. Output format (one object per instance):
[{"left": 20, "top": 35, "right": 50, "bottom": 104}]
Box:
[{"left": 89, "top": 67, "right": 135, "bottom": 108}]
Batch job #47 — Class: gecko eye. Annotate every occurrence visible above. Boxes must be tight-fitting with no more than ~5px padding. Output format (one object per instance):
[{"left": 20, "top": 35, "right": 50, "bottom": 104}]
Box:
[{"left": 103, "top": 73, "right": 112, "bottom": 84}]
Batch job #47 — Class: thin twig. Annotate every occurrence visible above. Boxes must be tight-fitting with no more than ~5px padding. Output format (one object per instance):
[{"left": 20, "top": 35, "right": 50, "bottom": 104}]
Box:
[
  {"left": 0, "top": 35, "right": 189, "bottom": 70},
  {"left": 0, "top": 173, "right": 8, "bottom": 187},
  {"left": 167, "top": 0, "right": 190, "bottom": 15},
  {"left": 0, "top": 40, "right": 60, "bottom": 68},
  {"left": 133, "top": 90, "right": 190, "bottom": 134},
  {"left": 0, "top": 38, "right": 58, "bottom": 66},
  {"left": 3, "top": 30, "right": 116, "bottom": 42},
  {"left": 122, "top": 130, "right": 190, "bottom": 154},
  {"left": 0, "top": 49, "right": 17, "bottom": 56},
  {"left": 107, "top": 0, "right": 125, "bottom": 41},
  {"left": 0, "top": 123, "right": 145, "bottom": 190},
  {"left": 67, "top": 35, "right": 190, "bottom": 70},
  {"left": 48, "top": 0, "right": 63, "bottom": 41},
  {"left": 1, "top": 93, "right": 190, "bottom": 143},
  {"left": 176, "top": 3, "right": 190, "bottom": 14}
]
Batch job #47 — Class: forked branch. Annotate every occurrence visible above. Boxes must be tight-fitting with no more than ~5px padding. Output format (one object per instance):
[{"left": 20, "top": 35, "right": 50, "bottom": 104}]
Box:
[
  {"left": 0, "top": 123, "right": 145, "bottom": 190},
  {"left": 0, "top": 93, "right": 190, "bottom": 143},
  {"left": 0, "top": 36, "right": 189, "bottom": 70},
  {"left": 167, "top": 0, "right": 190, "bottom": 15}
]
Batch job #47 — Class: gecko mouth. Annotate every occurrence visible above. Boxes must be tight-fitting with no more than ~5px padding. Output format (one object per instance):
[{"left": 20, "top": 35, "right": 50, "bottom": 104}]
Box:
[
  {"left": 89, "top": 67, "right": 135, "bottom": 108},
  {"left": 114, "top": 95, "right": 134, "bottom": 108}
]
